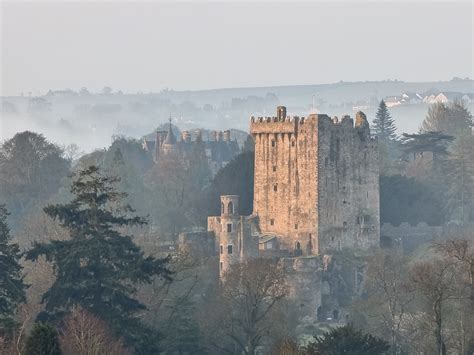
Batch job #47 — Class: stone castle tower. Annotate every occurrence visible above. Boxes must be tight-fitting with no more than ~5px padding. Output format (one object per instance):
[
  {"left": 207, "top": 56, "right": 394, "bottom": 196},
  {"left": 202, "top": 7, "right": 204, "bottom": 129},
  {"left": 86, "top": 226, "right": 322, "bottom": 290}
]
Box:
[
  {"left": 250, "top": 106, "right": 379, "bottom": 256},
  {"left": 208, "top": 195, "right": 258, "bottom": 278}
]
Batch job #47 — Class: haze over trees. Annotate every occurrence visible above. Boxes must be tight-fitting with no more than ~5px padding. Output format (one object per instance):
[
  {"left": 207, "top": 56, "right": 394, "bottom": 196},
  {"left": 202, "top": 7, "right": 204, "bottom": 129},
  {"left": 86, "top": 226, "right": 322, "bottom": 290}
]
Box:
[{"left": 0, "top": 99, "right": 473, "bottom": 353}]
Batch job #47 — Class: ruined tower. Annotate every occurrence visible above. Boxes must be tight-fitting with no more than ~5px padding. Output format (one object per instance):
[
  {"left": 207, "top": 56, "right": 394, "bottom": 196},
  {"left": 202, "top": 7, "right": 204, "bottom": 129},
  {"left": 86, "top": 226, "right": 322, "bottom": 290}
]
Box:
[
  {"left": 208, "top": 195, "right": 258, "bottom": 278},
  {"left": 250, "top": 107, "right": 379, "bottom": 255}
]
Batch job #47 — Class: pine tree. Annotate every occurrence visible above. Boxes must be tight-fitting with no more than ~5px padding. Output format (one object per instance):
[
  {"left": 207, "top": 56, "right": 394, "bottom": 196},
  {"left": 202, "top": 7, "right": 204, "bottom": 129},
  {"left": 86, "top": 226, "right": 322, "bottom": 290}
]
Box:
[
  {"left": 25, "top": 165, "right": 172, "bottom": 352},
  {"left": 304, "top": 324, "right": 390, "bottom": 355},
  {"left": 0, "top": 205, "right": 27, "bottom": 331},
  {"left": 373, "top": 100, "right": 397, "bottom": 142},
  {"left": 24, "top": 322, "right": 61, "bottom": 355},
  {"left": 372, "top": 100, "right": 398, "bottom": 173}
]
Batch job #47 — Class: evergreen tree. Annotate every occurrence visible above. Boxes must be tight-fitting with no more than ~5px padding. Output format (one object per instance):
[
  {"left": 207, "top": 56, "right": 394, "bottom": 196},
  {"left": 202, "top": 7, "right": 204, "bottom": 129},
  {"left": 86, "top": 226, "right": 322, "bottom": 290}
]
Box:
[
  {"left": 445, "top": 133, "right": 474, "bottom": 224},
  {"left": 24, "top": 322, "right": 61, "bottom": 355},
  {"left": 0, "top": 205, "right": 27, "bottom": 331},
  {"left": 162, "top": 296, "right": 202, "bottom": 354},
  {"left": 304, "top": 324, "right": 390, "bottom": 355},
  {"left": 25, "top": 166, "right": 172, "bottom": 352},
  {"left": 373, "top": 100, "right": 397, "bottom": 142},
  {"left": 372, "top": 100, "right": 398, "bottom": 173}
]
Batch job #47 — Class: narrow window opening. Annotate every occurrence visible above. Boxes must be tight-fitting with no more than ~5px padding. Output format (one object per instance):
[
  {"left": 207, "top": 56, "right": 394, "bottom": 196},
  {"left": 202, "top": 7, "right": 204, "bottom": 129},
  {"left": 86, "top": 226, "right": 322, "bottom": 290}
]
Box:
[
  {"left": 220, "top": 245, "right": 223, "bottom": 254},
  {"left": 271, "top": 140, "right": 275, "bottom": 147},
  {"left": 273, "top": 185, "right": 278, "bottom": 192},
  {"left": 227, "top": 223, "right": 232, "bottom": 233},
  {"left": 295, "top": 223, "right": 298, "bottom": 230},
  {"left": 270, "top": 219, "right": 275, "bottom": 226},
  {"left": 227, "top": 245, "right": 233, "bottom": 254},
  {"left": 220, "top": 262, "right": 223, "bottom": 270},
  {"left": 291, "top": 141, "right": 295, "bottom": 147},
  {"left": 272, "top": 166, "right": 277, "bottom": 172}
]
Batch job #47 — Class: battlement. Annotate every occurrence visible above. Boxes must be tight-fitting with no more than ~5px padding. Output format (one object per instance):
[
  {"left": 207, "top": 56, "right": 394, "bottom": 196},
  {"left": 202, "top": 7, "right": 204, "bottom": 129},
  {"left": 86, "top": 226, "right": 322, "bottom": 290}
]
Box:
[{"left": 250, "top": 108, "right": 370, "bottom": 138}]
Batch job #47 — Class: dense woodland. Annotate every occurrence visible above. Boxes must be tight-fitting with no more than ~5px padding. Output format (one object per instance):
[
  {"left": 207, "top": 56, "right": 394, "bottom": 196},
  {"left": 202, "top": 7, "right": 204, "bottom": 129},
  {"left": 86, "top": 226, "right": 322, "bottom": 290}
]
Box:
[{"left": 0, "top": 101, "right": 473, "bottom": 354}]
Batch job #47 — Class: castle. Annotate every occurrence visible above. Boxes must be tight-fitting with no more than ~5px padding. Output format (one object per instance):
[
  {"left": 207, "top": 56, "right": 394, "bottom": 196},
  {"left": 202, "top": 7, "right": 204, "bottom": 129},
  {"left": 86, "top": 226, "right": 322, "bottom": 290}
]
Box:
[
  {"left": 142, "top": 121, "right": 240, "bottom": 175},
  {"left": 207, "top": 106, "right": 380, "bottom": 277}
]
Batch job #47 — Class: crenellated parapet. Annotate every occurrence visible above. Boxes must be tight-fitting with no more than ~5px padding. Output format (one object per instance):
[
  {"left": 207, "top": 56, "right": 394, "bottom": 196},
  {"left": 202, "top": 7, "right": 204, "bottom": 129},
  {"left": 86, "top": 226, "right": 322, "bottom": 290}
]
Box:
[{"left": 250, "top": 108, "right": 376, "bottom": 145}]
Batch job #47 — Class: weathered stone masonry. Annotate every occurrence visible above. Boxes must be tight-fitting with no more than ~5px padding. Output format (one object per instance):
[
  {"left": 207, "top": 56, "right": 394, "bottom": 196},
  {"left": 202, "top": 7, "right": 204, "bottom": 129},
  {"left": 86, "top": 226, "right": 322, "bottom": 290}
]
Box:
[{"left": 250, "top": 106, "right": 379, "bottom": 256}]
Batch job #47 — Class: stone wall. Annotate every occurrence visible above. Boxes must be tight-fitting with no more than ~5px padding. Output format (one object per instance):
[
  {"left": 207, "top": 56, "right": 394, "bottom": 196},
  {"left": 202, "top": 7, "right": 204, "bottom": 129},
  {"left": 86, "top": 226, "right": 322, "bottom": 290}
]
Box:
[
  {"left": 250, "top": 108, "right": 379, "bottom": 256},
  {"left": 280, "top": 256, "right": 323, "bottom": 320},
  {"left": 381, "top": 222, "right": 443, "bottom": 253},
  {"left": 317, "top": 112, "right": 380, "bottom": 254}
]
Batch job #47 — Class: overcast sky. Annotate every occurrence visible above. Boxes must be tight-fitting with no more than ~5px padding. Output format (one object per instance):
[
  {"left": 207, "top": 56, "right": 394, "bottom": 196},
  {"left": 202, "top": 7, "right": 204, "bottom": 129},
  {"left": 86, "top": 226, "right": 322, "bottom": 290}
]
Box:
[{"left": 1, "top": 1, "right": 473, "bottom": 96}]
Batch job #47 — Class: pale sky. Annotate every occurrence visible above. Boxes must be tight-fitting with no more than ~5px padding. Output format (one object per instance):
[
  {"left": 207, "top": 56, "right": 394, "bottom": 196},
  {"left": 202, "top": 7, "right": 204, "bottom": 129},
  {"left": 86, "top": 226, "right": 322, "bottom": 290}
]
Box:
[{"left": 1, "top": 1, "right": 473, "bottom": 96}]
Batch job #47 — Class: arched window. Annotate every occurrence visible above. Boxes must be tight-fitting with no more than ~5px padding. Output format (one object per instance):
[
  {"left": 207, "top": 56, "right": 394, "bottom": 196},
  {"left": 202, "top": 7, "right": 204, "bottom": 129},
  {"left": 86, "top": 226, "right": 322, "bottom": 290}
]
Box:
[{"left": 228, "top": 201, "right": 234, "bottom": 215}]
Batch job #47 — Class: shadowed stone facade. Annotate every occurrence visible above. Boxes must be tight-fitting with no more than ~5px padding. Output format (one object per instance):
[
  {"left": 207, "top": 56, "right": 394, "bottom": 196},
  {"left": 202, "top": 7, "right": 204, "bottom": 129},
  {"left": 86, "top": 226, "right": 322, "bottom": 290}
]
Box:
[{"left": 250, "top": 106, "right": 380, "bottom": 255}]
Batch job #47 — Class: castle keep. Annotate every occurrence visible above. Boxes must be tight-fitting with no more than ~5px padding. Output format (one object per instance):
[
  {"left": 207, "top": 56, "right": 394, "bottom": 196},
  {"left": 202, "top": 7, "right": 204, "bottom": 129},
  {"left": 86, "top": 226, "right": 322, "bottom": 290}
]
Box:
[
  {"left": 205, "top": 106, "right": 380, "bottom": 279},
  {"left": 250, "top": 106, "right": 380, "bottom": 255}
]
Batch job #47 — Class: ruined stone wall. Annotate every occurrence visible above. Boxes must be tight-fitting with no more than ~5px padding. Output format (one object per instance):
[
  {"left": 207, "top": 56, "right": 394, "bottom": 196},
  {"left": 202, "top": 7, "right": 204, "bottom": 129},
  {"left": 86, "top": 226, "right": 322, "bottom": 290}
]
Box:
[
  {"left": 281, "top": 256, "right": 323, "bottom": 320},
  {"left": 250, "top": 109, "right": 379, "bottom": 256},
  {"left": 317, "top": 113, "right": 380, "bottom": 254}
]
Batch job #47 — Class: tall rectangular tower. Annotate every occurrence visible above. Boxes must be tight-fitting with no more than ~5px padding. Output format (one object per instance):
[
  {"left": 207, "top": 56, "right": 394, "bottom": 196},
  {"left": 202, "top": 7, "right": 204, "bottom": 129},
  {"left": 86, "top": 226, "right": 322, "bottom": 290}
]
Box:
[{"left": 250, "top": 106, "right": 379, "bottom": 255}]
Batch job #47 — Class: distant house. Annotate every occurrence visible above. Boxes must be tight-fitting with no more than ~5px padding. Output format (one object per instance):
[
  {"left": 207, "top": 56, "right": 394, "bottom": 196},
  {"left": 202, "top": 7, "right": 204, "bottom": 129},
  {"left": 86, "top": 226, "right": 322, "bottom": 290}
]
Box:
[
  {"left": 384, "top": 96, "right": 402, "bottom": 108},
  {"left": 425, "top": 92, "right": 472, "bottom": 104},
  {"left": 400, "top": 92, "right": 423, "bottom": 104}
]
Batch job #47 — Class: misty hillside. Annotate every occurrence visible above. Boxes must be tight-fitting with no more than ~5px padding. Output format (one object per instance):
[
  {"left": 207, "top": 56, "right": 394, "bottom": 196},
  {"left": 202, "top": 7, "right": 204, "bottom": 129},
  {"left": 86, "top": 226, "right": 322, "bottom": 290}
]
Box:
[{"left": 1, "top": 79, "right": 473, "bottom": 152}]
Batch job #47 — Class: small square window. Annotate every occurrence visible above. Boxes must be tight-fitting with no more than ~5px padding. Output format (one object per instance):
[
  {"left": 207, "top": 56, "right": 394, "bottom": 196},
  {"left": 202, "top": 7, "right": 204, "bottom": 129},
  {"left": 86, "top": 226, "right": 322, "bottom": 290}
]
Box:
[
  {"left": 227, "top": 245, "right": 233, "bottom": 254},
  {"left": 272, "top": 166, "right": 277, "bottom": 172},
  {"left": 273, "top": 185, "right": 278, "bottom": 192},
  {"left": 227, "top": 223, "right": 232, "bottom": 232},
  {"left": 270, "top": 219, "right": 274, "bottom": 226}
]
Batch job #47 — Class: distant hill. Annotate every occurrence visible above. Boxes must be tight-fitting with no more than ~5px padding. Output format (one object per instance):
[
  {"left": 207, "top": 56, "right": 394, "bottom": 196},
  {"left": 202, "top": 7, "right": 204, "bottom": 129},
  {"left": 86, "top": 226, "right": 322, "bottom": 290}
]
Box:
[{"left": 1, "top": 79, "right": 472, "bottom": 152}]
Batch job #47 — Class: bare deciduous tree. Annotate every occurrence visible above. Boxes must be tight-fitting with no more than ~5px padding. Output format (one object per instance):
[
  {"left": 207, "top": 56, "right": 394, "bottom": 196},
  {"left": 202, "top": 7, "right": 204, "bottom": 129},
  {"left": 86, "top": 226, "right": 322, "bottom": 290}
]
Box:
[
  {"left": 59, "top": 306, "right": 130, "bottom": 355},
  {"left": 202, "top": 258, "right": 288, "bottom": 355}
]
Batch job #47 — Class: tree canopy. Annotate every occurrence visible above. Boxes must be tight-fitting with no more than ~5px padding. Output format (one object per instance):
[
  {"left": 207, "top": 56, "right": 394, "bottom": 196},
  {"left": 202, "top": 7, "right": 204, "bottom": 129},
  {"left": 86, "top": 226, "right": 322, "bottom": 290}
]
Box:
[
  {"left": 25, "top": 165, "right": 172, "bottom": 352},
  {"left": 0, "top": 205, "right": 27, "bottom": 331}
]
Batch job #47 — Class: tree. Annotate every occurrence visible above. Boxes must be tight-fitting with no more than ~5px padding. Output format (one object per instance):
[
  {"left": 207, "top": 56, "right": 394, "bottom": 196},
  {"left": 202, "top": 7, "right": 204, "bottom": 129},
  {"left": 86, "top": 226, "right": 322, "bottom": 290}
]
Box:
[
  {"left": 0, "top": 131, "right": 70, "bottom": 228},
  {"left": 206, "top": 151, "right": 254, "bottom": 217},
  {"left": 372, "top": 100, "right": 397, "bottom": 142},
  {"left": 25, "top": 166, "right": 172, "bottom": 352},
  {"left": 160, "top": 295, "right": 202, "bottom": 354},
  {"left": 0, "top": 205, "right": 27, "bottom": 331},
  {"left": 409, "top": 257, "right": 463, "bottom": 355},
  {"left": 421, "top": 101, "right": 472, "bottom": 137},
  {"left": 358, "top": 250, "right": 413, "bottom": 353},
  {"left": 444, "top": 133, "right": 474, "bottom": 224},
  {"left": 380, "top": 175, "right": 446, "bottom": 226},
  {"left": 400, "top": 132, "right": 454, "bottom": 162},
  {"left": 242, "top": 134, "right": 255, "bottom": 152},
  {"left": 59, "top": 306, "right": 130, "bottom": 355},
  {"left": 202, "top": 259, "right": 288, "bottom": 355},
  {"left": 304, "top": 324, "right": 390, "bottom": 355},
  {"left": 24, "top": 322, "right": 61, "bottom": 355},
  {"left": 372, "top": 100, "right": 398, "bottom": 172}
]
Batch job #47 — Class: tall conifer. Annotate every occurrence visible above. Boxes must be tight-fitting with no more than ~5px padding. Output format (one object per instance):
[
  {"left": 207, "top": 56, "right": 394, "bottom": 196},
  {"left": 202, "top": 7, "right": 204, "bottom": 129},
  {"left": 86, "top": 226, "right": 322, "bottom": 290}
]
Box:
[
  {"left": 26, "top": 166, "right": 172, "bottom": 352},
  {"left": 0, "top": 205, "right": 26, "bottom": 331}
]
